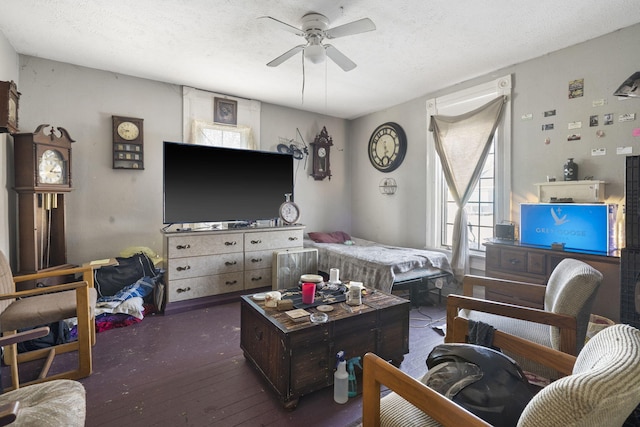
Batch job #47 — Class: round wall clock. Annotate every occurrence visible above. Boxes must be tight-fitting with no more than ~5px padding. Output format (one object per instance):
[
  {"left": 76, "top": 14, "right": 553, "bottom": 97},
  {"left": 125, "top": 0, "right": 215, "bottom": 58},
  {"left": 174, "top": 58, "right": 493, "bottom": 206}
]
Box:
[
  {"left": 116, "top": 121, "right": 140, "bottom": 141},
  {"left": 279, "top": 193, "right": 300, "bottom": 224},
  {"left": 368, "top": 122, "right": 407, "bottom": 172}
]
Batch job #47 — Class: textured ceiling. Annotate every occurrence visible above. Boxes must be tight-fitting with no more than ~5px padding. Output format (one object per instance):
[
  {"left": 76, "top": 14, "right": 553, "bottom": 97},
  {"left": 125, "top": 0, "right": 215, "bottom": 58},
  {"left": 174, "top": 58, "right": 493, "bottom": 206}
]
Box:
[{"left": 1, "top": 0, "right": 640, "bottom": 119}]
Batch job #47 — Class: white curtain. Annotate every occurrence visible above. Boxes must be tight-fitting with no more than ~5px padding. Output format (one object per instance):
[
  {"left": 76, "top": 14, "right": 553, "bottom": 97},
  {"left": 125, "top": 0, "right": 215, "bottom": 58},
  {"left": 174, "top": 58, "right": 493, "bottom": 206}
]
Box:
[{"left": 429, "top": 95, "right": 506, "bottom": 280}]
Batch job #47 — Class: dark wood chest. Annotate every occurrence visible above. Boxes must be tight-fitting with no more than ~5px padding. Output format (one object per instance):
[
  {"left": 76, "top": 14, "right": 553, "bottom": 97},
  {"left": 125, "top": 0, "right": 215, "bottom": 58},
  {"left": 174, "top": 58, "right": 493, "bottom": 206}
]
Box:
[{"left": 240, "top": 289, "right": 409, "bottom": 409}]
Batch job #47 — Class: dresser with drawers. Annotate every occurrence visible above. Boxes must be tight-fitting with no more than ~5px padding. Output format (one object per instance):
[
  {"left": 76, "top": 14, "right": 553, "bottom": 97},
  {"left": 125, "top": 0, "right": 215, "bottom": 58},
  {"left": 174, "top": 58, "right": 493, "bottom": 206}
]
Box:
[
  {"left": 163, "top": 226, "right": 304, "bottom": 313},
  {"left": 483, "top": 240, "right": 620, "bottom": 321}
]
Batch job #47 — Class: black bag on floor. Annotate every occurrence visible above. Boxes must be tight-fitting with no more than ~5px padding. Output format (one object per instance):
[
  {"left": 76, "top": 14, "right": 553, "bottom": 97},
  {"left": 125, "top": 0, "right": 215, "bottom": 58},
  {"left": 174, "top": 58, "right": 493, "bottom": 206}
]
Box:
[
  {"left": 94, "top": 252, "right": 158, "bottom": 297},
  {"left": 17, "top": 321, "right": 70, "bottom": 353}
]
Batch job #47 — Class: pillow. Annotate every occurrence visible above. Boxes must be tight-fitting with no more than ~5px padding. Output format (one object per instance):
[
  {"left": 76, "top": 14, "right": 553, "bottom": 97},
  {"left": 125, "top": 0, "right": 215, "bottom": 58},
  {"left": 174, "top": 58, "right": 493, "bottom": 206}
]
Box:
[{"left": 308, "top": 231, "right": 351, "bottom": 243}]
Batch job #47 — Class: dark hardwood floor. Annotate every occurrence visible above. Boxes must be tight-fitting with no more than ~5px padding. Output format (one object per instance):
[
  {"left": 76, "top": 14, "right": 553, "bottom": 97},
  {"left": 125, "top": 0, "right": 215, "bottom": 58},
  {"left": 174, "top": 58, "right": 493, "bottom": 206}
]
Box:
[{"left": 4, "top": 295, "right": 446, "bottom": 427}]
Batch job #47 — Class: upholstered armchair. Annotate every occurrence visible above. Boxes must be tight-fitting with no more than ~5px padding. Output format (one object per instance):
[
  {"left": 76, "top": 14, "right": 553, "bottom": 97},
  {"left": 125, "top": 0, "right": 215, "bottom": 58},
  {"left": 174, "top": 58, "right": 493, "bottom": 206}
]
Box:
[
  {"left": 445, "top": 258, "right": 602, "bottom": 378},
  {"left": 0, "top": 250, "right": 97, "bottom": 390},
  {"left": 362, "top": 321, "right": 640, "bottom": 426},
  {"left": 0, "top": 327, "right": 86, "bottom": 426}
]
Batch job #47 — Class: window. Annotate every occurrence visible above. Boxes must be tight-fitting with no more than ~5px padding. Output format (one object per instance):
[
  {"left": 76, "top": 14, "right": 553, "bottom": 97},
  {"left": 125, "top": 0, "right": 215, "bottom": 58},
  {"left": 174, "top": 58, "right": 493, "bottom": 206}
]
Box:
[
  {"left": 182, "top": 86, "right": 262, "bottom": 148},
  {"left": 426, "top": 75, "right": 512, "bottom": 255},
  {"left": 442, "top": 136, "right": 495, "bottom": 251},
  {"left": 191, "top": 119, "right": 255, "bottom": 149}
]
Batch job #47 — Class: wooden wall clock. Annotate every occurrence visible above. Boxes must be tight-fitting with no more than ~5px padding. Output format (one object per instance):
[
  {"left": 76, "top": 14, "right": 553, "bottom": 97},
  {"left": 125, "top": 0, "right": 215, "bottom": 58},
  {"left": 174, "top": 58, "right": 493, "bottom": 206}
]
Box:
[
  {"left": 310, "top": 126, "right": 333, "bottom": 181},
  {"left": 112, "top": 115, "right": 144, "bottom": 169},
  {"left": 368, "top": 122, "right": 407, "bottom": 172},
  {"left": 0, "top": 80, "right": 20, "bottom": 134},
  {"left": 13, "top": 124, "right": 75, "bottom": 277}
]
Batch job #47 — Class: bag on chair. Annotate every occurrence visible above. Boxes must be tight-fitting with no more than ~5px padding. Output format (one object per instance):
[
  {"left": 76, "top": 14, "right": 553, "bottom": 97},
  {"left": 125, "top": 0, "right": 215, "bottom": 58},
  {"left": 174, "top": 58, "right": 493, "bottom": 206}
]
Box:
[{"left": 424, "top": 343, "right": 535, "bottom": 427}]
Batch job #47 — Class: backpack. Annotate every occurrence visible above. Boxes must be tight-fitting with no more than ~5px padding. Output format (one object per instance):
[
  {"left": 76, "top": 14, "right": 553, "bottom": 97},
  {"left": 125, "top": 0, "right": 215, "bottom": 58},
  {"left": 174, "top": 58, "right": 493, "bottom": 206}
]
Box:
[{"left": 424, "top": 343, "right": 536, "bottom": 427}]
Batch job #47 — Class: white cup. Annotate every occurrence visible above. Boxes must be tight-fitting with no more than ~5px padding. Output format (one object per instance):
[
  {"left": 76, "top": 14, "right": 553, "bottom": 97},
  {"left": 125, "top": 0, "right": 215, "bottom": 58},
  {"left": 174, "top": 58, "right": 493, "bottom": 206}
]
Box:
[
  {"left": 330, "top": 268, "right": 340, "bottom": 283},
  {"left": 264, "top": 291, "right": 282, "bottom": 308}
]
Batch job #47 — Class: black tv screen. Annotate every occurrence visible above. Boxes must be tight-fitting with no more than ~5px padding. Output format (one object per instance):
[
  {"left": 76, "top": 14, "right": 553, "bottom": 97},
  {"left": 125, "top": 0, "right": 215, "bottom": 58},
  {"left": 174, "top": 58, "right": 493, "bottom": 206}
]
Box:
[{"left": 163, "top": 141, "right": 294, "bottom": 224}]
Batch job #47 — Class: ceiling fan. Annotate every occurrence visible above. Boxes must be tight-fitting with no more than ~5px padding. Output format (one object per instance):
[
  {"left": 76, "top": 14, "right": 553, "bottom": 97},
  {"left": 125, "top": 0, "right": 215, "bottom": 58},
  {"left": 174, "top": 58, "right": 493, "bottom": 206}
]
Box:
[{"left": 260, "top": 13, "right": 376, "bottom": 72}]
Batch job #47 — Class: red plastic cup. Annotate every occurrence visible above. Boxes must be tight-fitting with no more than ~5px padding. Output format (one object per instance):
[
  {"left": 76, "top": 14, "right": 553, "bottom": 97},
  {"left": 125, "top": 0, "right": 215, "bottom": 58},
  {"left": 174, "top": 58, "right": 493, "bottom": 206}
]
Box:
[{"left": 301, "top": 282, "right": 316, "bottom": 304}]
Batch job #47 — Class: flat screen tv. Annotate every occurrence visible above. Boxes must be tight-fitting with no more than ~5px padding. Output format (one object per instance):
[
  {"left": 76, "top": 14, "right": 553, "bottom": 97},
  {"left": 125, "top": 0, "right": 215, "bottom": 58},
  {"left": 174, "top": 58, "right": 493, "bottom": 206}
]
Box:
[
  {"left": 163, "top": 141, "right": 294, "bottom": 225},
  {"left": 520, "top": 203, "right": 617, "bottom": 254}
]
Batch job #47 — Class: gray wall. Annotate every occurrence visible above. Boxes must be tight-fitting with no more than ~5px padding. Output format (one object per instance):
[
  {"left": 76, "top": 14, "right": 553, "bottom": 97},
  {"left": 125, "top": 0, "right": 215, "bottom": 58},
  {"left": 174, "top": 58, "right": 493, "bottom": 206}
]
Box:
[
  {"left": 350, "top": 24, "right": 640, "bottom": 249},
  {"left": 260, "top": 104, "right": 352, "bottom": 234}
]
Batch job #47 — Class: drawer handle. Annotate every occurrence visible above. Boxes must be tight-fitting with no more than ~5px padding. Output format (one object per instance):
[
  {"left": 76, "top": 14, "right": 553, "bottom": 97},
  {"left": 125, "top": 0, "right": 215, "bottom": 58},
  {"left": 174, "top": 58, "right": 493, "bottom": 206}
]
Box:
[
  {"left": 176, "top": 287, "right": 191, "bottom": 293},
  {"left": 176, "top": 265, "right": 191, "bottom": 271},
  {"left": 288, "top": 236, "right": 298, "bottom": 241},
  {"left": 251, "top": 258, "right": 262, "bottom": 263},
  {"left": 225, "top": 261, "right": 237, "bottom": 266},
  {"left": 225, "top": 241, "right": 237, "bottom": 246},
  {"left": 509, "top": 258, "right": 521, "bottom": 265},
  {"left": 250, "top": 239, "right": 262, "bottom": 245},
  {"left": 254, "top": 327, "right": 263, "bottom": 341},
  {"left": 251, "top": 276, "right": 262, "bottom": 281},
  {"left": 225, "top": 280, "right": 238, "bottom": 286},
  {"left": 176, "top": 244, "right": 191, "bottom": 250}
]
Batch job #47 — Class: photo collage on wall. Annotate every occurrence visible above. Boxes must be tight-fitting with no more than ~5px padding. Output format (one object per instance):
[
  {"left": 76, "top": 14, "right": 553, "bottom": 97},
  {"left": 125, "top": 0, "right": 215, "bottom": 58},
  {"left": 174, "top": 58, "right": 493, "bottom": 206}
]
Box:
[{"left": 522, "top": 77, "right": 639, "bottom": 149}]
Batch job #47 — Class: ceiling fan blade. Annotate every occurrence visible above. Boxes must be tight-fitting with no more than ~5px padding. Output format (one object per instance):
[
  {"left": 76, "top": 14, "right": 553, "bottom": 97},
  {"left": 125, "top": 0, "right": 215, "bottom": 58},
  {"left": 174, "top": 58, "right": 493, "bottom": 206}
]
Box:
[
  {"left": 258, "top": 16, "right": 305, "bottom": 37},
  {"left": 325, "top": 18, "right": 376, "bottom": 39},
  {"left": 266, "top": 45, "right": 305, "bottom": 67},
  {"left": 325, "top": 45, "right": 357, "bottom": 71}
]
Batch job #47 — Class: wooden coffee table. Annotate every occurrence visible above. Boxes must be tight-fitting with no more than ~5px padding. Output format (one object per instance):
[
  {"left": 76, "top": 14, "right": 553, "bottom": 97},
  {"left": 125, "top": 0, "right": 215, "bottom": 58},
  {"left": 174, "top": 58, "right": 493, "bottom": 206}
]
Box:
[{"left": 240, "top": 287, "right": 410, "bottom": 409}]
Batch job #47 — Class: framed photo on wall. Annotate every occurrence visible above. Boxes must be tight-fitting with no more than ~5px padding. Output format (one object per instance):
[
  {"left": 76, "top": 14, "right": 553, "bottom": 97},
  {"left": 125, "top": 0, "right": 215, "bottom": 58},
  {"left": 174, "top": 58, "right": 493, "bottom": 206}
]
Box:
[{"left": 214, "top": 97, "right": 237, "bottom": 125}]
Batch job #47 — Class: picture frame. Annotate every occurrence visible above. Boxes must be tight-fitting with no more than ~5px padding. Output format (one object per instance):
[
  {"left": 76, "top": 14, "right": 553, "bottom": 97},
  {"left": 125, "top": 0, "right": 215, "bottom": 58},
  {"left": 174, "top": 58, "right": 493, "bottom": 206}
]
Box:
[{"left": 214, "top": 97, "right": 237, "bottom": 125}]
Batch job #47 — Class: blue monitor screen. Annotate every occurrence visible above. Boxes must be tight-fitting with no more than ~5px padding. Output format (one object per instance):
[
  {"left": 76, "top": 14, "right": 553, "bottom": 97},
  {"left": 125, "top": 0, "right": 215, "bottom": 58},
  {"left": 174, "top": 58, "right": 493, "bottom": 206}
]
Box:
[{"left": 520, "top": 203, "right": 613, "bottom": 253}]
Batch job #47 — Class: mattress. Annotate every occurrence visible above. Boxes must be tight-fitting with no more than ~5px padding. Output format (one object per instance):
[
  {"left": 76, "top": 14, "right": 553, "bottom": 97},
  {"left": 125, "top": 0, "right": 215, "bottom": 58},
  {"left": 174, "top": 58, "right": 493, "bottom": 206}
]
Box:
[{"left": 304, "top": 237, "right": 452, "bottom": 293}]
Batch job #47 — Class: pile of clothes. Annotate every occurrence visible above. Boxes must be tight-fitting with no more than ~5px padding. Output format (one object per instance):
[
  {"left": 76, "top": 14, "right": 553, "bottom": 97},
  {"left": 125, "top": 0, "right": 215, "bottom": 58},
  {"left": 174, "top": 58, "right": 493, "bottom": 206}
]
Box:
[
  {"left": 91, "top": 252, "right": 164, "bottom": 333},
  {"left": 22, "top": 251, "right": 164, "bottom": 351}
]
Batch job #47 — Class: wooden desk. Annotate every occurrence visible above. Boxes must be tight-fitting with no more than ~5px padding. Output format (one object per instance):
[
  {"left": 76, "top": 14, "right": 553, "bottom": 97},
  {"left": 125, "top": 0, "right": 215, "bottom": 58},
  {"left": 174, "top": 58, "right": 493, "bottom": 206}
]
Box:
[
  {"left": 240, "top": 288, "right": 409, "bottom": 409},
  {"left": 483, "top": 240, "right": 620, "bottom": 322}
]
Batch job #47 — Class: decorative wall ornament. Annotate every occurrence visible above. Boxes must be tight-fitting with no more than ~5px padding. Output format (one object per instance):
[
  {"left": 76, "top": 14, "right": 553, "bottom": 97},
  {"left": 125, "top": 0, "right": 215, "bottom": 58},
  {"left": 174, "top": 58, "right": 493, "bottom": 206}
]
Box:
[{"left": 379, "top": 178, "right": 397, "bottom": 195}]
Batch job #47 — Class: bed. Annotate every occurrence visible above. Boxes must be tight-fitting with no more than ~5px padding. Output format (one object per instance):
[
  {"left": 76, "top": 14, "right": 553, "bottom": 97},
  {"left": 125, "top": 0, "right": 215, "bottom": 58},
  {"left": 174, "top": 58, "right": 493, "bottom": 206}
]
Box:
[{"left": 303, "top": 233, "right": 453, "bottom": 296}]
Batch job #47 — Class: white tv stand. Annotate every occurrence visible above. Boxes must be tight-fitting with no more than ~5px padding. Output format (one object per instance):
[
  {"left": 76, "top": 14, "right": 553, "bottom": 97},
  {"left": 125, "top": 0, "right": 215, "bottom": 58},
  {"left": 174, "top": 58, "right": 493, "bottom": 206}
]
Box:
[{"left": 162, "top": 225, "right": 304, "bottom": 314}]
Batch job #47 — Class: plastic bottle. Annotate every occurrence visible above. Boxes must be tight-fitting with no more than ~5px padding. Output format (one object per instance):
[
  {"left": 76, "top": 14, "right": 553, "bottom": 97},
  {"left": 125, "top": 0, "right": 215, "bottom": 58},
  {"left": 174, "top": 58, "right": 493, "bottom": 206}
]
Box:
[
  {"left": 347, "top": 356, "right": 362, "bottom": 397},
  {"left": 334, "top": 351, "right": 348, "bottom": 404}
]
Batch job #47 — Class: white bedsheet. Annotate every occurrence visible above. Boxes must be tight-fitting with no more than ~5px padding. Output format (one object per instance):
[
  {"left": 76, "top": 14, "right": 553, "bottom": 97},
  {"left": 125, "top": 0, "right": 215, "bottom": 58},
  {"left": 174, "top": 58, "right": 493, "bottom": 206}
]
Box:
[{"left": 304, "top": 237, "right": 452, "bottom": 293}]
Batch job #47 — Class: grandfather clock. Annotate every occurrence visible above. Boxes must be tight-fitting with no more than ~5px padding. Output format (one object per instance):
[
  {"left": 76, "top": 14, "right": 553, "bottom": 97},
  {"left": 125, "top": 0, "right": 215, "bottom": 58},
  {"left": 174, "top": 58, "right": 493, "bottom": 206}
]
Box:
[{"left": 13, "top": 124, "right": 74, "bottom": 277}]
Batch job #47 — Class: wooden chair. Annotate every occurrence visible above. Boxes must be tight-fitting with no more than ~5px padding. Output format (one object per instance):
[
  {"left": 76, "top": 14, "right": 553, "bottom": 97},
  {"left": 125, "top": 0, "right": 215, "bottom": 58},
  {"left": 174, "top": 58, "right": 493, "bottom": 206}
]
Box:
[
  {"left": 0, "top": 327, "right": 86, "bottom": 426},
  {"left": 0, "top": 250, "right": 97, "bottom": 391},
  {"left": 445, "top": 258, "right": 602, "bottom": 378},
  {"left": 362, "top": 319, "right": 640, "bottom": 426}
]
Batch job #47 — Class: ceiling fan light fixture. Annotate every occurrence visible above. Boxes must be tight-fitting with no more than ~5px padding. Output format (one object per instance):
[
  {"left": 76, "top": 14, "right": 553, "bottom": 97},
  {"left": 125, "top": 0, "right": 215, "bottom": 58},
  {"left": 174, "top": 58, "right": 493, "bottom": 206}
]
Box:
[{"left": 305, "top": 42, "right": 326, "bottom": 64}]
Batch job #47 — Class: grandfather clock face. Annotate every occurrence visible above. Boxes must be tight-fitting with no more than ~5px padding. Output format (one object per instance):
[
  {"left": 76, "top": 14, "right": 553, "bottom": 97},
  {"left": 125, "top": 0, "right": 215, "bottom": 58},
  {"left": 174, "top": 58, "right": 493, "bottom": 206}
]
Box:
[{"left": 38, "top": 149, "right": 67, "bottom": 185}]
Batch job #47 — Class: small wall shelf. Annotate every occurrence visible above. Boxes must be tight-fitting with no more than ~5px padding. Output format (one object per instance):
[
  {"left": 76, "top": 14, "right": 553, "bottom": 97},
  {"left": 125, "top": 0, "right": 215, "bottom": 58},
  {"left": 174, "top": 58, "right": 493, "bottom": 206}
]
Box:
[
  {"left": 534, "top": 180, "right": 605, "bottom": 203},
  {"left": 113, "top": 142, "right": 143, "bottom": 169}
]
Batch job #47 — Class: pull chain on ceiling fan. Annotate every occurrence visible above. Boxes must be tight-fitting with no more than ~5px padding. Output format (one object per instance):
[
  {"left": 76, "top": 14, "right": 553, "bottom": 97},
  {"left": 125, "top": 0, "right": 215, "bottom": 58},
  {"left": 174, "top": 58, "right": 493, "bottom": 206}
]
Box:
[{"left": 260, "top": 12, "right": 376, "bottom": 72}]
